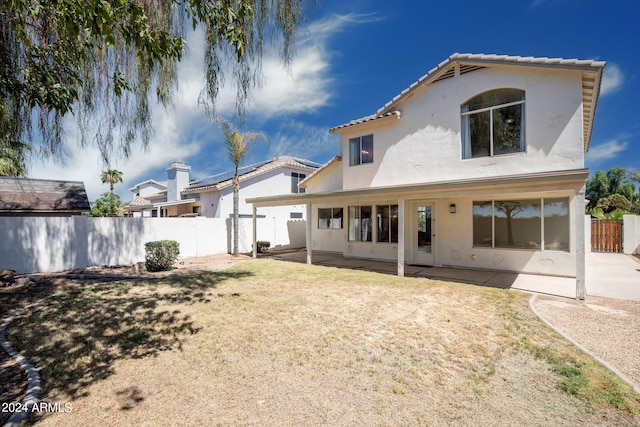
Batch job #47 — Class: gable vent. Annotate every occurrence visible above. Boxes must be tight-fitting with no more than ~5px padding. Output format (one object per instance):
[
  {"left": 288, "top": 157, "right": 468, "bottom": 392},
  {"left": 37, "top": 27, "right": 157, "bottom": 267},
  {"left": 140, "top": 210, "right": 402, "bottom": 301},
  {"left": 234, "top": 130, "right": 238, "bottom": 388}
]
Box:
[
  {"left": 431, "top": 64, "right": 487, "bottom": 84},
  {"left": 432, "top": 65, "right": 456, "bottom": 83},
  {"left": 460, "top": 64, "right": 487, "bottom": 75}
]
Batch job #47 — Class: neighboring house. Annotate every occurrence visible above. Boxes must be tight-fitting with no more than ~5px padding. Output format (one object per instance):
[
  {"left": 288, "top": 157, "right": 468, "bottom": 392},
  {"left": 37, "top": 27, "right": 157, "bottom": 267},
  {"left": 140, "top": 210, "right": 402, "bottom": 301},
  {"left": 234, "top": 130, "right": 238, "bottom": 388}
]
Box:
[
  {"left": 0, "top": 177, "right": 90, "bottom": 216},
  {"left": 182, "top": 156, "right": 319, "bottom": 221},
  {"left": 125, "top": 179, "right": 169, "bottom": 217},
  {"left": 124, "top": 156, "right": 319, "bottom": 221},
  {"left": 247, "top": 53, "right": 606, "bottom": 298}
]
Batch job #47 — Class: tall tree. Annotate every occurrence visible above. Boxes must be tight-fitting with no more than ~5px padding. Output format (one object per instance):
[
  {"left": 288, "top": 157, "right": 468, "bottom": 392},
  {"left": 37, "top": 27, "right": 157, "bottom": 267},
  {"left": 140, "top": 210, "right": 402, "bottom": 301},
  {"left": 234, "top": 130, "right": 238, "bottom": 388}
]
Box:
[
  {"left": 586, "top": 166, "right": 638, "bottom": 216},
  {"left": 100, "top": 169, "right": 123, "bottom": 195},
  {"left": 218, "top": 118, "right": 265, "bottom": 255},
  {"left": 89, "top": 192, "right": 124, "bottom": 217},
  {"left": 586, "top": 170, "right": 611, "bottom": 211},
  {"left": 0, "top": 0, "right": 307, "bottom": 167}
]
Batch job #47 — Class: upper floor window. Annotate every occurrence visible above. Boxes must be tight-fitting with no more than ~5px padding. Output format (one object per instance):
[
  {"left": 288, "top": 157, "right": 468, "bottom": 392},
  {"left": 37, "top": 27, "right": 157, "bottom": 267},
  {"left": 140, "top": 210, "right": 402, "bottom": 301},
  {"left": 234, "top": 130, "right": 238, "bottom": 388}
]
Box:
[
  {"left": 461, "top": 89, "right": 525, "bottom": 159},
  {"left": 349, "top": 134, "right": 373, "bottom": 166},
  {"left": 291, "top": 172, "right": 306, "bottom": 193}
]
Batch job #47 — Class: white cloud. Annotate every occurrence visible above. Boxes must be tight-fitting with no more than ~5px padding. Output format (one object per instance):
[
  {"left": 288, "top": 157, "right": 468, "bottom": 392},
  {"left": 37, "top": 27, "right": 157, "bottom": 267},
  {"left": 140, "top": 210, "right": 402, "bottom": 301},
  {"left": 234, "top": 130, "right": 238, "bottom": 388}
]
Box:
[
  {"left": 247, "top": 50, "right": 332, "bottom": 116},
  {"left": 28, "top": 12, "right": 371, "bottom": 200},
  {"left": 219, "top": 13, "right": 380, "bottom": 118},
  {"left": 600, "top": 63, "right": 624, "bottom": 96},
  {"left": 299, "top": 13, "right": 383, "bottom": 43},
  {"left": 586, "top": 139, "right": 628, "bottom": 165},
  {"left": 267, "top": 121, "right": 339, "bottom": 161}
]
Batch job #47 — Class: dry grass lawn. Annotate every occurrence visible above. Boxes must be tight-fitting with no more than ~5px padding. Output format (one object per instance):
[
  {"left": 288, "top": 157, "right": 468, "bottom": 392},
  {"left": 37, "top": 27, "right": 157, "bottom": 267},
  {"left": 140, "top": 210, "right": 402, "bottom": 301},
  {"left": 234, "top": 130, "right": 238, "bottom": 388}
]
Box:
[{"left": 5, "top": 259, "right": 640, "bottom": 426}]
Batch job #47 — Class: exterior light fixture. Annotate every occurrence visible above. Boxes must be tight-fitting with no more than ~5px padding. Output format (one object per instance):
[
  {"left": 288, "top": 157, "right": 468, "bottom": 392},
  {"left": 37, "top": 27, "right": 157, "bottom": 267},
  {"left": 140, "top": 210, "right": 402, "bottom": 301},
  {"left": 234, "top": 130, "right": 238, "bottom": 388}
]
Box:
[{"left": 449, "top": 203, "right": 456, "bottom": 214}]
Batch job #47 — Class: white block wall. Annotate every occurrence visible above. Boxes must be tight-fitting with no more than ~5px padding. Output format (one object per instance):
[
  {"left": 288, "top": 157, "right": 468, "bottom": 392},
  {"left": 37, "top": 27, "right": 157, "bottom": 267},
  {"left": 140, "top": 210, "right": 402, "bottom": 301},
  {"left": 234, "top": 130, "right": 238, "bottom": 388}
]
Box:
[
  {"left": 623, "top": 215, "right": 640, "bottom": 255},
  {"left": 0, "top": 216, "right": 305, "bottom": 274}
]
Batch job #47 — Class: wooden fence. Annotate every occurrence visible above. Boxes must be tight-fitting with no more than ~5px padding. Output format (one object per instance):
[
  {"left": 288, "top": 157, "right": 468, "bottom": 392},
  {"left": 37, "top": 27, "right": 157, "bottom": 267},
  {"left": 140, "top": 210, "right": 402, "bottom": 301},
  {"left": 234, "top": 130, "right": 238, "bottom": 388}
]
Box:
[{"left": 591, "top": 219, "right": 623, "bottom": 253}]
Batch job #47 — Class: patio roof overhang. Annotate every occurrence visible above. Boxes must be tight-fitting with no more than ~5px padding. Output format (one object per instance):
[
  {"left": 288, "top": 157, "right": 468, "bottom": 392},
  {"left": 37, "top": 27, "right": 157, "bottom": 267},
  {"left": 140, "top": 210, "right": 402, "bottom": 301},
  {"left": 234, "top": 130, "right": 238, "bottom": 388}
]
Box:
[
  {"left": 154, "top": 199, "right": 198, "bottom": 207},
  {"left": 247, "top": 168, "right": 589, "bottom": 208}
]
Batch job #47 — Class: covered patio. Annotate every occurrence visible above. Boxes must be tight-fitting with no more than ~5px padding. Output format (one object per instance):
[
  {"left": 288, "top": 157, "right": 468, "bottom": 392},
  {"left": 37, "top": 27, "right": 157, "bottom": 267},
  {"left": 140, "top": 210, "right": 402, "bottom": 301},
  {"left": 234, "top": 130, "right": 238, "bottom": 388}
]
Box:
[{"left": 247, "top": 170, "right": 588, "bottom": 299}]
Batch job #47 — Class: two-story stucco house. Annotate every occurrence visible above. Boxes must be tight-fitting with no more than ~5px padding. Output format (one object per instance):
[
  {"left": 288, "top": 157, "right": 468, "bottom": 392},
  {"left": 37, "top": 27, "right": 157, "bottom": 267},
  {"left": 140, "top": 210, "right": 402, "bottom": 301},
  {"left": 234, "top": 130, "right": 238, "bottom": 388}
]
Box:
[{"left": 248, "top": 53, "right": 606, "bottom": 299}]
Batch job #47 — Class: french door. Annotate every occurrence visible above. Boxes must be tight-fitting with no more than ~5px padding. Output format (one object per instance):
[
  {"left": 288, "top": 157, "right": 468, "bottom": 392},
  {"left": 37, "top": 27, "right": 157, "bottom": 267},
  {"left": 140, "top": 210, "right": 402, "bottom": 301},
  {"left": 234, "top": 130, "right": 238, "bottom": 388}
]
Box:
[{"left": 411, "top": 203, "right": 435, "bottom": 265}]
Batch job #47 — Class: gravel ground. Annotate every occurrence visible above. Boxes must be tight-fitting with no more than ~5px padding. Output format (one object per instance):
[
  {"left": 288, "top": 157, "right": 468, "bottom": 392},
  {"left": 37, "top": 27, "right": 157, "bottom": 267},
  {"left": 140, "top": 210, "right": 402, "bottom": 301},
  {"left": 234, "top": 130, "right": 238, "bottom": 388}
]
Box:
[{"left": 533, "top": 295, "right": 640, "bottom": 392}]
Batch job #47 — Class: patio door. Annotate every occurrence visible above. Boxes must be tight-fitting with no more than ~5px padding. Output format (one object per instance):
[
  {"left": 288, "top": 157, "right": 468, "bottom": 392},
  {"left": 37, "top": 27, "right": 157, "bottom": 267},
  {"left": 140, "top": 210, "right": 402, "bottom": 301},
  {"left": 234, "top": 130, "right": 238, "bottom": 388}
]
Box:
[{"left": 412, "top": 203, "right": 435, "bottom": 265}]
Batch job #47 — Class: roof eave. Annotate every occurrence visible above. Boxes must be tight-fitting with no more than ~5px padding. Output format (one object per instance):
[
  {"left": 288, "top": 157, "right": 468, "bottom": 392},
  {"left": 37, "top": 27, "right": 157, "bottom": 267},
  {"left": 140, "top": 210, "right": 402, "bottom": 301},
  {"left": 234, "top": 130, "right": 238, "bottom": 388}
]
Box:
[
  {"left": 582, "top": 65, "right": 605, "bottom": 152},
  {"left": 329, "top": 111, "right": 402, "bottom": 134},
  {"left": 298, "top": 156, "right": 342, "bottom": 188},
  {"left": 375, "top": 53, "right": 607, "bottom": 121},
  {"left": 248, "top": 169, "right": 590, "bottom": 208}
]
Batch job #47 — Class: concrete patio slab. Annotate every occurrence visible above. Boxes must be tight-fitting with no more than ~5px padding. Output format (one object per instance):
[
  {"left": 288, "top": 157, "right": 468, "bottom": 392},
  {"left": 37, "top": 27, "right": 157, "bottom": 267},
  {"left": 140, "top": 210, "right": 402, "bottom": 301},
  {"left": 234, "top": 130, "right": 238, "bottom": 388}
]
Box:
[
  {"left": 264, "top": 251, "right": 564, "bottom": 295},
  {"left": 511, "top": 274, "right": 576, "bottom": 299},
  {"left": 262, "top": 250, "right": 640, "bottom": 301}
]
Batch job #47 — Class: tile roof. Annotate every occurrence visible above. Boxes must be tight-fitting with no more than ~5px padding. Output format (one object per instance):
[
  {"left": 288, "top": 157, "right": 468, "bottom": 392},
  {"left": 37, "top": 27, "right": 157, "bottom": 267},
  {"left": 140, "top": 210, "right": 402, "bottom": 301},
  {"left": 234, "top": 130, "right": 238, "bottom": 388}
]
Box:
[
  {"left": 298, "top": 156, "right": 342, "bottom": 188},
  {"left": 329, "top": 111, "right": 401, "bottom": 133},
  {"left": 123, "top": 195, "right": 154, "bottom": 208},
  {"left": 0, "top": 177, "right": 90, "bottom": 213},
  {"left": 128, "top": 179, "right": 167, "bottom": 193},
  {"left": 183, "top": 156, "right": 321, "bottom": 193},
  {"left": 329, "top": 53, "right": 605, "bottom": 151}
]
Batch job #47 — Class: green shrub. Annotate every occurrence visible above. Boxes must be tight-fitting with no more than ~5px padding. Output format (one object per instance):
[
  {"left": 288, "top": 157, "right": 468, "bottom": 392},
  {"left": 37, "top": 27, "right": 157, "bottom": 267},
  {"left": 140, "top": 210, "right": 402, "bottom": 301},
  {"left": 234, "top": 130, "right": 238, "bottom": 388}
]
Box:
[
  {"left": 144, "top": 240, "right": 180, "bottom": 272},
  {"left": 256, "top": 241, "right": 271, "bottom": 253}
]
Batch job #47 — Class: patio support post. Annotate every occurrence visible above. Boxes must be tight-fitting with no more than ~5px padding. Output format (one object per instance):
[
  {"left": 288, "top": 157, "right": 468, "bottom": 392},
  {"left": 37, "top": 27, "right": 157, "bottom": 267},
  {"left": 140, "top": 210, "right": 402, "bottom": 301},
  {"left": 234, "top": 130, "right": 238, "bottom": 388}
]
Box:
[
  {"left": 575, "top": 184, "right": 586, "bottom": 300},
  {"left": 398, "top": 199, "right": 405, "bottom": 276},
  {"left": 252, "top": 205, "right": 258, "bottom": 258},
  {"left": 306, "top": 203, "right": 313, "bottom": 265}
]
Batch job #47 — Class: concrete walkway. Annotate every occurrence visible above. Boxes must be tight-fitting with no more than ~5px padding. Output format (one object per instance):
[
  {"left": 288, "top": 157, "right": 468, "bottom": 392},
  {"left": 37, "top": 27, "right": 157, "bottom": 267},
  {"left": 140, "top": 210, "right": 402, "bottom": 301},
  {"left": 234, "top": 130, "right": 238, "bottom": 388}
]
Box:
[
  {"left": 265, "top": 250, "right": 640, "bottom": 301},
  {"left": 586, "top": 253, "right": 640, "bottom": 301}
]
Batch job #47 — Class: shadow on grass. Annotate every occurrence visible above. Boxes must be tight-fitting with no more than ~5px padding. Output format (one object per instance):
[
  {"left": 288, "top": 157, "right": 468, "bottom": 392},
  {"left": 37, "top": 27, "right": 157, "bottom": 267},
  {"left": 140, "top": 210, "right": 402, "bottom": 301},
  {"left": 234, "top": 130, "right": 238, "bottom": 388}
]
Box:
[{"left": 5, "top": 270, "right": 252, "bottom": 408}]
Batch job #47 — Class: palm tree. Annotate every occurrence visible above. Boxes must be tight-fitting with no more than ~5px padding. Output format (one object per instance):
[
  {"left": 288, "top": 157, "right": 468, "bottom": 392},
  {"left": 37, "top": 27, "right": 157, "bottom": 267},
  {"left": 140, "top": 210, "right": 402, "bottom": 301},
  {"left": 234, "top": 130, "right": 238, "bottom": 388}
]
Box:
[
  {"left": 100, "top": 169, "right": 123, "bottom": 195},
  {"left": 217, "top": 119, "right": 266, "bottom": 256}
]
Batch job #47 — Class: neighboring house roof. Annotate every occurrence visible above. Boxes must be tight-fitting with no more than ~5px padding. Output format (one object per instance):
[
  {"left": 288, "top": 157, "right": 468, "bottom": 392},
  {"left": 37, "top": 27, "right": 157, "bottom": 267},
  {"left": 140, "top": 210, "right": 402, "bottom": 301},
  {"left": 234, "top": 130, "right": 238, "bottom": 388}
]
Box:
[
  {"left": 299, "top": 156, "right": 342, "bottom": 189},
  {"left": 122, "top": 191, "right": 168, "bottom": 211},
  {"left": 183, "top": 156, "right": 321, "bottom": 194},
  {"left": 0, "top": 177, "right": 90, "bottom": 214},
  {"left": 329, "top": 52, "right": 605, "bottom": 152},
  {"left": 128, "top": 179, "right": 167, "bottom": 193},
  {"left": 124, "top": 195, "right": 154, "bottom": 209}
]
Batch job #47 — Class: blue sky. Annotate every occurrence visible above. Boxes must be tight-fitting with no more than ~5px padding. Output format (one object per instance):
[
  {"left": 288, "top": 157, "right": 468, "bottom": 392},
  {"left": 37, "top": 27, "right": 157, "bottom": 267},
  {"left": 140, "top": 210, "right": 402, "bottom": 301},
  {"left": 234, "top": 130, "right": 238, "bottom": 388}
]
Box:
[{"left": 30, "top": 0, "right": 640, "bottom": 201}]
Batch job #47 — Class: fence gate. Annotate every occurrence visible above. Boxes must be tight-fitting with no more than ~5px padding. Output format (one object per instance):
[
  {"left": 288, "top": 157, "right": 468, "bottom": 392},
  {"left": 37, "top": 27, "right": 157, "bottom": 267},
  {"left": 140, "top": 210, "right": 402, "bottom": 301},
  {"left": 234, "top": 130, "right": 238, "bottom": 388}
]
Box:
[{"left": 591, "top": 219, "right": 623, "bottom": 253}]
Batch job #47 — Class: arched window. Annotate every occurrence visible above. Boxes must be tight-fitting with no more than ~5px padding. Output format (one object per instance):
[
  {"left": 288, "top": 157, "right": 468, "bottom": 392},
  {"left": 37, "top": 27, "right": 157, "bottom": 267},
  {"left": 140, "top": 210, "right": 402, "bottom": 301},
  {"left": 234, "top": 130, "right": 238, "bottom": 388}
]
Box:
[{"left": 461, "top": 89, "right": 525, "bottom": 159}]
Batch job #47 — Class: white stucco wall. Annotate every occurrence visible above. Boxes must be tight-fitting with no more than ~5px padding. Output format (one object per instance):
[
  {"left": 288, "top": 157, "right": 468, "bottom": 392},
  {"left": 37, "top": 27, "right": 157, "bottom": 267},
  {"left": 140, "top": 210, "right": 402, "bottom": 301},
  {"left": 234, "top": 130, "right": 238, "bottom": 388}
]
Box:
[
  {"left": 137, "top": 183, "right": 166, "bottom": 197},
  {"left": 623, "top": 215, "right": 640, "bottom": 254},
  {"left": 205, "top": 167, "right": 308, "bottom": 248},
  {"left": 0, "top": 216, "right": 301, "bottom": 274},
  {"left": 217, "top": 168, "right": 306, "bottom": 218},
  {"left": 308, "top": 187, "right": 581, "bottom": 277},
  {"left": 338, "top": 66, "right": 585, "bottom": 190},
  {"left": 304, "top": 161, "right": 343, "bottom": 193}
]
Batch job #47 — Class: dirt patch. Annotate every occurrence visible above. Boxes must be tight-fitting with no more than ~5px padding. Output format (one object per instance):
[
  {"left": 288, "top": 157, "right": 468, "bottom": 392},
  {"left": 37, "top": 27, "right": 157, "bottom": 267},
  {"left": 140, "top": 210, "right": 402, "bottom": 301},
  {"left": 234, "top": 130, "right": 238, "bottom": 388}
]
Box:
[{"left": 0, "top": 254, "right": 249, "bottom": 425}]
